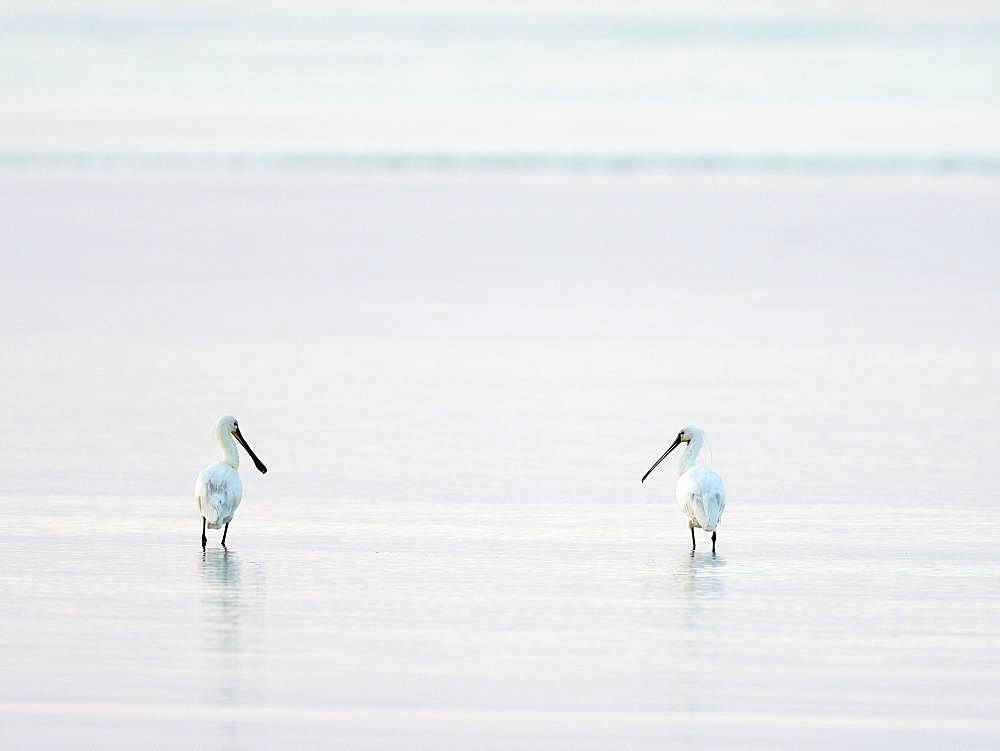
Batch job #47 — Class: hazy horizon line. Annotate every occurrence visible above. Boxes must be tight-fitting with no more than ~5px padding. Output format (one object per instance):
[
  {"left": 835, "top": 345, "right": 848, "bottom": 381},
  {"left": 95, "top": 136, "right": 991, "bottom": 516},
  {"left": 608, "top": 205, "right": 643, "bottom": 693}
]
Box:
[{"left": 4, "top": 149, "right": 1000, "bottom": 177}]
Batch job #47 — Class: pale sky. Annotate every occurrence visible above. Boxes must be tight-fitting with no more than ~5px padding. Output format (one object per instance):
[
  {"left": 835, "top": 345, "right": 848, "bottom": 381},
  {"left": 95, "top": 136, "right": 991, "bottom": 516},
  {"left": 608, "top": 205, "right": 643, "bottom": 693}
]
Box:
[
  {"left": 3, "top": 0, "right": 998, "bottom": 156},
  {"left": 7, "top": 0, "right": 1000, "bottom": 17}
]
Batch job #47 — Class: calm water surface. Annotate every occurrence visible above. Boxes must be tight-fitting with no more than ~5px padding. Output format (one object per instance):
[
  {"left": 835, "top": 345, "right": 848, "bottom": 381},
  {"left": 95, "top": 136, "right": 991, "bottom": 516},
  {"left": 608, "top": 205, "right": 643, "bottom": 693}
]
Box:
[{"left": 1, "top": 175, "right": 998, "bottom": 748}]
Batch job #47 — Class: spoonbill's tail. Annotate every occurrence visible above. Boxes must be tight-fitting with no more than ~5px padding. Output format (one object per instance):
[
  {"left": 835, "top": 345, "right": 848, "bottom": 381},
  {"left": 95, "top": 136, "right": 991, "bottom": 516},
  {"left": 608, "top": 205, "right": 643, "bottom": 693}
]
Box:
[
  {"left": 203, "top": 493, "right": 227, "bottom": 529},
  {"left": 690, "top": 492, "right": 723, "bottom": 532}
]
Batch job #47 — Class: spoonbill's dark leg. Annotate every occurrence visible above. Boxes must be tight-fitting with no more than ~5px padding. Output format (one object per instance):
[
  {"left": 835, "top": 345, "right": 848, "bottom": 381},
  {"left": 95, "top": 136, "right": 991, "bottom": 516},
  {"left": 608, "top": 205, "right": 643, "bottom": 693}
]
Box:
[
  {"left": 711, "top": 531, "right": 717, "bottom": 554},
  {"left": 221, "top": 523, "right": 230, "bottom": 548},
  {"left": 690, "top": 526, "right": 696, "bottom": 551},
  {"left": 201, "top": 518, "right": 207, "bottom": 549}
]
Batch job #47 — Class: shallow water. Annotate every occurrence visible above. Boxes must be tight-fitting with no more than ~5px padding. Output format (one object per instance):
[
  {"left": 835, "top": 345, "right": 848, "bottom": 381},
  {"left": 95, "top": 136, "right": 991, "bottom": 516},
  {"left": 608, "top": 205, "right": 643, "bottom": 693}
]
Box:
[{"left": 1, "top": 175, "right": 998, "bottom": 748}]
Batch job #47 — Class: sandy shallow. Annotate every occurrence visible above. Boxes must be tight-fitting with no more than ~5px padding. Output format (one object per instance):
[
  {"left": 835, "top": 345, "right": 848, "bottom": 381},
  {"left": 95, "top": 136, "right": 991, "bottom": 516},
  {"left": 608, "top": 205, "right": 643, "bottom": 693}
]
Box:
[{"left": 1, "top": 175, "right": 998, "bottom": 749}]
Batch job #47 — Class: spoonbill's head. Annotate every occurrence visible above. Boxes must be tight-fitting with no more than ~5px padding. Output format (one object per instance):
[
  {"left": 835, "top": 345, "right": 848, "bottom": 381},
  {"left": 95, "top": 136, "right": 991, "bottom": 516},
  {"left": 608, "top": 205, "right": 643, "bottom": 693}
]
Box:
[
  {"left": 678, "top": 424, "right": 704, "bottom": 443},
  {"left": 641, "top": 424, "right": 703, "bottom": 483},
  {"left": 216, "top": 415, "right": 268, "bottom": 474}
]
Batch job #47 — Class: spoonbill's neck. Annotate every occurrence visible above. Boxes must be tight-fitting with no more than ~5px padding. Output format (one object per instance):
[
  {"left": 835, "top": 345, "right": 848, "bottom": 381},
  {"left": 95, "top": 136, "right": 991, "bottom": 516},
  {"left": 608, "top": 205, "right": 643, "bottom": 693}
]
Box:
[
  {"left": 217, "top": 427, "right": 239, "bottom": 469},
  {"left": 678, "top": 435, "right": 704, "bottom": 475}
]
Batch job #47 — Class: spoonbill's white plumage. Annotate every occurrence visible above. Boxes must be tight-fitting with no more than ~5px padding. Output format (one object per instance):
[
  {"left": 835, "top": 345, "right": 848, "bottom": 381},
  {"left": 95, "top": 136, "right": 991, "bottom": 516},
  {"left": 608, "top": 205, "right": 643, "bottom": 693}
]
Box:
[
  {"left": 195, "top": 415, "right": 267, "bottom": 549},
  {"left": 642, "top": 424, "right": 726, "bottom": 553}
]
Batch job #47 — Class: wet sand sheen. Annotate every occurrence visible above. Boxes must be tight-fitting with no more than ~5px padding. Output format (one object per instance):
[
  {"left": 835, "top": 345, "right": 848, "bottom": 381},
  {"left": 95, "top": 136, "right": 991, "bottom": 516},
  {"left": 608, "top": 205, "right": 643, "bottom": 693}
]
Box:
[{"left": 1, "top": 175, "right": 998, "bottom": 749}]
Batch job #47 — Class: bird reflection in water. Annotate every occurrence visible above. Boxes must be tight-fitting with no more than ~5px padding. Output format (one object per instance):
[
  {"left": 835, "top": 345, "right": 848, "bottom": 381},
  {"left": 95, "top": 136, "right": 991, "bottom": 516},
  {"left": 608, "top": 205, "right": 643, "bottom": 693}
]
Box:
[
  {"left": 665, "top": 552, "right": 729, "bottom": 716},
  {"left": 674, "top": 551, "right": 727, "bottom": 599},
  {"left": 197, "top": 549, "right": 264, "bottom": 749},
  {"left": 199, "top": 548, "right": 244, "bottom": 654}
]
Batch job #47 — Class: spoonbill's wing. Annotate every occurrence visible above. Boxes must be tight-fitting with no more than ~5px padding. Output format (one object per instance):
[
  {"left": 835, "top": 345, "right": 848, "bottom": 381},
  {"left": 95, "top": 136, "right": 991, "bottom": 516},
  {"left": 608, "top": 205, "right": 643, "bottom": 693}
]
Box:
[
  {"left": 195, "top": 462, "right": 242, "bottom": 529},
  {"left": 685, "top": 467, "right": 726, "bottom": 532}
]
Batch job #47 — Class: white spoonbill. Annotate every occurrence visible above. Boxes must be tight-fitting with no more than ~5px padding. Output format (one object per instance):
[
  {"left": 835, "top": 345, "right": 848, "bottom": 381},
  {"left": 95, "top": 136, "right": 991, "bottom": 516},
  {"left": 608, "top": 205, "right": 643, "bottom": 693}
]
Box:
[
  {"left": 196, "top": 415, "right": 267, "bottom": 549},
  {"left": 642, "top": 424, "right": 726, "bottom": 553}
]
